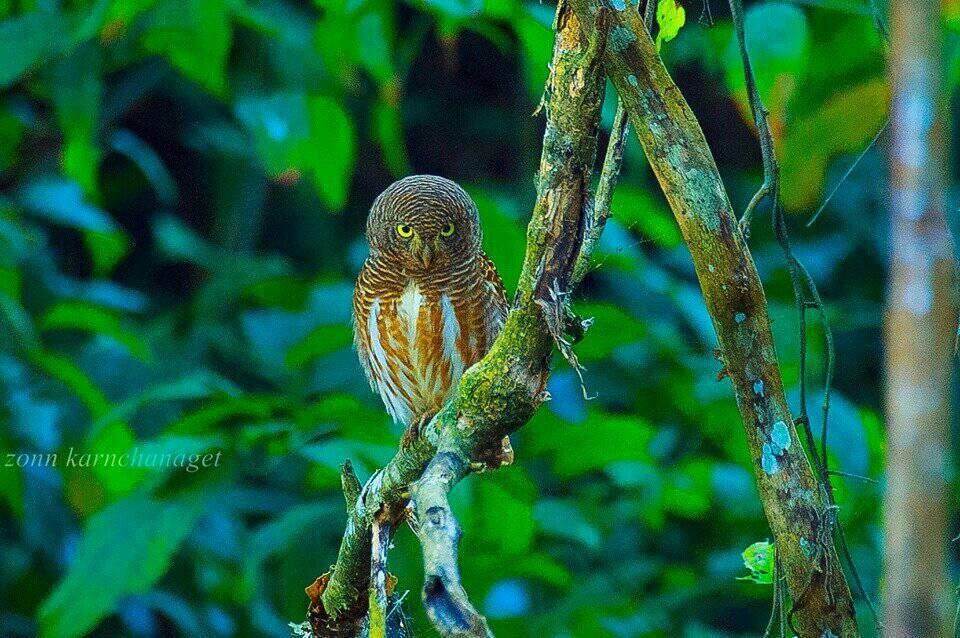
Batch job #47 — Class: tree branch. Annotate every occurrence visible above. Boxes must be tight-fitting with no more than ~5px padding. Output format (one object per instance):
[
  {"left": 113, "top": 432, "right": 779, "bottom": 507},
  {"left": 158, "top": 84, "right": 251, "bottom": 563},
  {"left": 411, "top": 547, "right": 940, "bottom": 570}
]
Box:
[
  {"left": 407, "top": 452, "right": 492, "bottom": 638},
  {"left": 306, "top": 2, "right": 608, "bottom": 634},
  {"left": 564, "top": 1, "right": 859, "bottom": 636}
]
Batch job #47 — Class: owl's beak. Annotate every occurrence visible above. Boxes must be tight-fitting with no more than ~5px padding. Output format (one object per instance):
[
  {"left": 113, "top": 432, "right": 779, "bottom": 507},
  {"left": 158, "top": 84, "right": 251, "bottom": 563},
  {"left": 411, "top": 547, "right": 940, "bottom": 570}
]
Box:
[
  {"left": 418, "top": 244, "right": 434, "bottom": 268},
  {"left": 411, "top": 237, "right": 434, "bottom": 268}
]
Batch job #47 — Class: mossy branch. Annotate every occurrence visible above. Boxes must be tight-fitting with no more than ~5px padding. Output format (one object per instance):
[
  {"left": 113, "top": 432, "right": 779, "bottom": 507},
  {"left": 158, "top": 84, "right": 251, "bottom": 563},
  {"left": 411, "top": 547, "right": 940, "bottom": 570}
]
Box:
[
  {"left": 305, "top": 3, "right": 608, "bottom": 635},
  {"left": 564, "top": 1, "right": 859, "bottom": 636}
]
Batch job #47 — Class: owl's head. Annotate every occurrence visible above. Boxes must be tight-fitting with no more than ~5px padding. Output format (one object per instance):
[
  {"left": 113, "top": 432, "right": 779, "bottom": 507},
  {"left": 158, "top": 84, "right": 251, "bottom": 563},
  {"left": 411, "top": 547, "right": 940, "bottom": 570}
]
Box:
[{"left": 366, "top": 175, "right": 482, "bottom": 272}]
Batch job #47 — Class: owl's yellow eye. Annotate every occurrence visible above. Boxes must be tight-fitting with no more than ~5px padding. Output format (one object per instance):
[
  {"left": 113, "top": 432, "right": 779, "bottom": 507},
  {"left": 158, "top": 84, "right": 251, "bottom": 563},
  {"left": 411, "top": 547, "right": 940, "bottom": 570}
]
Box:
[
  {"left": 440, "top": 222, "right": 455, "bottom": 237},
  {"left": 396, "top": 224, "right": 414, "bottom": 238}
]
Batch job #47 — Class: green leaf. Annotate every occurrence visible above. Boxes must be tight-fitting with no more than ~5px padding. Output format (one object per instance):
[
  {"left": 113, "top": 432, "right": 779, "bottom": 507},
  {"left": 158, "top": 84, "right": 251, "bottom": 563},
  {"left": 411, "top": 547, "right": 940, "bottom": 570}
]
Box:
[
  {"left": 423, "top": 0, "right": 483, "bottom": 18},
  {"left": 526, "top": 411, "right": 654, "bottom": 478},
  {"left": 516, "top": 5, "right": 553, "bottom": 99},
  {"left": 0, "top": 106, "right": 24, "bottom": 173},
  {"left": 533, "top": 499, "right": 601, "bottom": 549},
  {"left": 780, "top": 79, "right": 887, "bottom": 210},
  {"left": 305, "top": 96, "right": 356, "bottom": 209},
  {"left": 140, "top": 0, "right": 231, "bottom": 95},
  {"left": 40, "top": 301, "right": 151, "bottom": 361},
  {"left": 507, "top": 552, "right": 572, "bottom": 587},
  {"left": 355, "top": 10, "right": 394, "bottom": 84},
  {"left": 91, "top": 370, "right": 241, "bottom": 436},
  {"left": 0, "top": 291, "right": 38, "bottom": 351},
  {"left": 0, "top": 12, "right": 67, "bottom": 89},
  {"left": 466, "top": 474, "right": 536, "bottom": 555},
  {"left": 168, "top": 394, "right": 286, "bottom": 435},
  {"left": 373, "top": 100, "right": 410, "bottom": 176},
  {"left": 101, "top": 0, "right": 160, "bottom": 30},
  {"left": 84, "top": 229, "right": 131, "bottom": 276},
  {"left": 29, "top": 350, "right": 110, "bottom": 418},
  {"left": 39, "top": 495, "right": 203, "bottom": 638},
  {"left": 285, "top": 324, "right": 353, "bottom": 368},
  {"left": 662, "top": 460, "right": 713, "bottom": 518},
  {"left": 738, "top": 541, "right": 775, "bottom": 585},
  {"left": 152, "top": 214, "right": 216, "bottom": 266},
  {"left": 572, "top": 302, "right": 646, "bottom": 361},
  {"left": 655, "top": 0, "right": 686, "bottom": 51},
  {"left": 723, "top": 3, "right": 809, "bottom": 120},
  {"left": 19, "top": 178, "right": 117, "bottom": 233},
  {"left": 610, "top": 185, "right": 681, "bottom": 247},
  {"left": 235, "top": 93, "right": 356, "bottom": 210},
  {"left": 50, "top": 44, "right": 102, "bottom": 195},
  {"left": 241, "top": 502, "right": 338, "bottom": 600},
  {"left": 108, "top": 130, "right": 177, "bottom": 205},
  {"left": 470, "top": 188, "right": 525, "bottom": 292}
]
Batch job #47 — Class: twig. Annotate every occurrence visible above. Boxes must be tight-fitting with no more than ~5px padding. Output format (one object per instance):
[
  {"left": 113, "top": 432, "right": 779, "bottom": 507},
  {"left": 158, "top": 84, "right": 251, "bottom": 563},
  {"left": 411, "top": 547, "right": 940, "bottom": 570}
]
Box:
[
  {"left": 573, "top": 102, "right": 629, "bottom": 284},
  {"left": 828, "top": 470, "right": 879, "bottom": 485},
  {"left": 728, "top": 0, "right": 778, "bottom": 239},
  {"left": 867, "top": 0, "right": 890, "bottom": 44},
  {"left": 807, "top": 118, "right": 889, "bottom": 228},
  {"left": 762, "top": 552, "right": 782, "bottom": 638},
  {"left": 727, "top": 0, "right": 880, "bottom": 628}
]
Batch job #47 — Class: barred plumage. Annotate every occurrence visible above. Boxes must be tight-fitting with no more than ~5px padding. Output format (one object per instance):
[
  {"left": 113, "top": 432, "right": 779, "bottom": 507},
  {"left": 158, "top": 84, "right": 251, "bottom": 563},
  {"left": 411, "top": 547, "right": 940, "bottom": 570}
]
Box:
[{"left": 353, "top": 176, "right": 508, "bottom": 441}]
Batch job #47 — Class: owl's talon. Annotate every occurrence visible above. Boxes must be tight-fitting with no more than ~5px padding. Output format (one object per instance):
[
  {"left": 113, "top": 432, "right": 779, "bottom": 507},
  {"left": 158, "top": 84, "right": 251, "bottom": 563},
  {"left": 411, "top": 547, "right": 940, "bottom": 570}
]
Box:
[
  {"left": 400, "top": 414, "right": 431, "bottom": 449},
  {"left": 399, "top": 422, "right": 420, "bottom": 449}
]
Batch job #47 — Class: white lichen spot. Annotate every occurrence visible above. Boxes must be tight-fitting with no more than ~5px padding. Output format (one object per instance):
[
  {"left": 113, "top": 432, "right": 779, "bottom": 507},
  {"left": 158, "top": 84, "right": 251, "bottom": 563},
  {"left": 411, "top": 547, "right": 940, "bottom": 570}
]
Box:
[
  {"left": 770, "top": 420, "right": 791, "bottom": 453},
  {"left": 609, "top": 26, "right": 637, "bottom": 53},
  {"left": 753, "top": 379, "right": 764, "bottom": 397},
  {"left": 761, "top": 442, "right": 780, "bottom": 475},
  {"left": 627, "top": 74, "right": 638, "bottom": 87},
  {"left": 708, "top": 264, "right": 715, "bottom": 273},
  {"left": 734, "top": 312, "right": 747, "bottom": 324}
]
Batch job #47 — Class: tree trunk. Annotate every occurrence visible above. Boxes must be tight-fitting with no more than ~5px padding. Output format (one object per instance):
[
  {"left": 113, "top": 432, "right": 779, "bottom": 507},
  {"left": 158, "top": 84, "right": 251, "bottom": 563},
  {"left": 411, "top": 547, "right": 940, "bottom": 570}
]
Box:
[{"left": 884, "top": 2, "right": 954, "bottom": 636}]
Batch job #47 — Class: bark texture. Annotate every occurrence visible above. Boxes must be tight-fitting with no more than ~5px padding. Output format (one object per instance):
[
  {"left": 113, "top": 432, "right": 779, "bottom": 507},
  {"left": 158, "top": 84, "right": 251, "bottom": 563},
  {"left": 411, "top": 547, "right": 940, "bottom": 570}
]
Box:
[
  {"left": 565, "top": 2, "right": 859, "bottom": 635},
  {"left": 884, "top": 1, "right": 954, "bottom": 635}
]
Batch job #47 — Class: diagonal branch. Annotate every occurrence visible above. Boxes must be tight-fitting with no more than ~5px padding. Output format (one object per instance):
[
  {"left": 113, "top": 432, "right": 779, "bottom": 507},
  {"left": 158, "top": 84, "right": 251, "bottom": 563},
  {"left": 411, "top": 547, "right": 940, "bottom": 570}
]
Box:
[
  {"left": 306, "top": 2, "right": 609, "bottom": 634},
  {"left": 564, "top": 1, "right": 859, "bottom": 636}
]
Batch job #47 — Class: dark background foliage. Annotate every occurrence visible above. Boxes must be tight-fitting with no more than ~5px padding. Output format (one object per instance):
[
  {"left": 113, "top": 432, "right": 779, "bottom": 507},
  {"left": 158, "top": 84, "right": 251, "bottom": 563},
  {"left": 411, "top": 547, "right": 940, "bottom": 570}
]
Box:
[{"left": 0, "top": 0, "right": 938, "bottom": 636}]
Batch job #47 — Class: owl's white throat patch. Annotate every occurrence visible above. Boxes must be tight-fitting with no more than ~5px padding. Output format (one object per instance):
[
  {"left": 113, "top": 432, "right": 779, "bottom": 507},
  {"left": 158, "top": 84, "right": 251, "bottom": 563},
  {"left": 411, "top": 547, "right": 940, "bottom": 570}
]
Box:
[{"left": 397, "top": 281, "right": 424, "bottom": 344}]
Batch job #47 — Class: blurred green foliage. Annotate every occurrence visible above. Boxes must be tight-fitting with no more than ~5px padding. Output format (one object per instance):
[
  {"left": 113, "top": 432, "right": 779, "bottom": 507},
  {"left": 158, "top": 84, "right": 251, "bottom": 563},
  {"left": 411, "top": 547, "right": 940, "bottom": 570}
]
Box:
[{"left": 0, "top": 0, "right": 935, "bottom": 636}]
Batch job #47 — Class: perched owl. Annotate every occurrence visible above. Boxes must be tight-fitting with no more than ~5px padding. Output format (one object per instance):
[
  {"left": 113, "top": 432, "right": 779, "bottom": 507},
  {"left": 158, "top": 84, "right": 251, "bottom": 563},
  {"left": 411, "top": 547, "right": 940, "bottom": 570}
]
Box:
[{"left": 353, "top": 175, "right": 508, "bottom": 445}]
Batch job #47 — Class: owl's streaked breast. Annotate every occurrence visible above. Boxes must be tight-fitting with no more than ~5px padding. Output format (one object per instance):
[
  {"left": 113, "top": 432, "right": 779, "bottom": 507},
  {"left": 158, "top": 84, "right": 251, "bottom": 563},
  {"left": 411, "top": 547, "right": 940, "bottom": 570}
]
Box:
[{"left": 353, "top": 255, "right": 506, "bottom": 426}]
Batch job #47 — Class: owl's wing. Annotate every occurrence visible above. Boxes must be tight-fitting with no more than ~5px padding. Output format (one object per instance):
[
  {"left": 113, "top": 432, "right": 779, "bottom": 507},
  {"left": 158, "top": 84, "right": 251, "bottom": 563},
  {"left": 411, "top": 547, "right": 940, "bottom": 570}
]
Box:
[
  {"left": 353, "top": 259, "right": 419, "bottom": 425},
  {"left": 479, "top": 251, "right": 508, "bottom": 340},
  {"left": 352, "top": 259, "right": 381, "bottom": 394}
]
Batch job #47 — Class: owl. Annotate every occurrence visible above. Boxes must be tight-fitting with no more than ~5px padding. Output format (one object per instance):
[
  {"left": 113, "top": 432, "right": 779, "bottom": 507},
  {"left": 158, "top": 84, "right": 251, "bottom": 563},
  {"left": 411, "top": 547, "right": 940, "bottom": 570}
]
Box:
[{"left": 353, "top": 175, "right": 508, "bottom": 445}]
